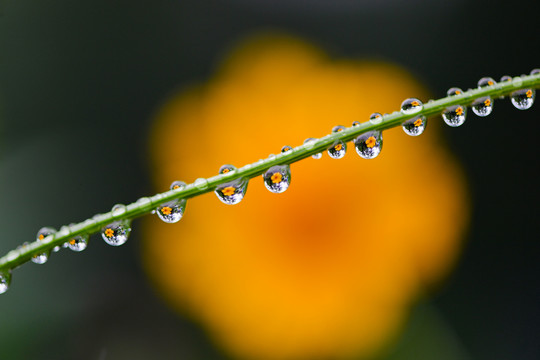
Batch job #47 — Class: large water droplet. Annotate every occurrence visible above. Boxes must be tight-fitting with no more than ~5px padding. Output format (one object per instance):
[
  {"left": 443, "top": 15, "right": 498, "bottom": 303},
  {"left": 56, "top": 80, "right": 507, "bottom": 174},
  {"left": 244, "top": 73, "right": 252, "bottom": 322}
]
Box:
[
  {"left": 101, "top": 221, "right": 131, "bottom": 246},
  {"left": 471, "top": 96, "right": 493, "bottom": 117},
  {"left": 478, "top": 77, "right": 496, "bottom": 87},
  {"left": 327, "top": 141, "right": 347, "bottom": 159},
  {"left": 67, "top": 235, "right": 89, "bottom": 252},
  {"left": 369, "top": 112, "right": 383, "bottom": 124},
  {"left": 263, "top": 165, "right": 291, "bottom": 193},
  {"left": 156, "top": 199, "right": 186, "bottom": 223},
  {"left": 442, "top": 105, "right": 467, "bottom": 127},
  {"left": 402, "top": 116, "right": 427, "bottom": 136},
  {"left": 0, "top": 271, "right": 11, "bottom": 294},
  {"left": 401, "top": 98, "right": 423, "bottom": 115},
  {"left": 354, "top": 131, "right": 383, "bottom": 159},
  {"left": 447, "top": 87, "right": 463, "bottom": 96},
  {"left": 510, "top": 89, "right": 535, "bottom": 110},
  {"left": 215, "top": 178, "right": 248, "bottom": 205},
  {"left": 304, "top": 138, "right": 322, "bottom": 159}
]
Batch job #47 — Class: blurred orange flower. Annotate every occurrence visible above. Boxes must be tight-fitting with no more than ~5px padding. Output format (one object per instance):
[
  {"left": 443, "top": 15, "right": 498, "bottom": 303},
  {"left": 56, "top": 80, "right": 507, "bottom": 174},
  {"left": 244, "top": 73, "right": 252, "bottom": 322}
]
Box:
[{"left": 142, "top": 35, "right": 469, "bottom": 360}]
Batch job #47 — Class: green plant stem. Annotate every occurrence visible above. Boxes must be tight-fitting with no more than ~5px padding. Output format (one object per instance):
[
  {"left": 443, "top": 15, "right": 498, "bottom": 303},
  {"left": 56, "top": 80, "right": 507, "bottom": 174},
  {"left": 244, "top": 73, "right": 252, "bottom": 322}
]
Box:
[{"left": 1, "top": 74, "right": 539, "bottom": 273}]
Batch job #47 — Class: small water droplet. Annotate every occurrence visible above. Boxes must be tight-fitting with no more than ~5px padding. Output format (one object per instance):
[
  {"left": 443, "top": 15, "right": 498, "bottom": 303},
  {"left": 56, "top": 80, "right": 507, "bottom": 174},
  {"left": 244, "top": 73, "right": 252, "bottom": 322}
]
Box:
[
  {"left": 219, "top": 165, "right": 236, "bottom": 175},
  {"left": 0, "top": 271, "right": 11, "bottom": 294},
  {"left": 304, "top": 138, "right": 322, "bottom": 159},
  {"left": 510, "top": 89, "right": 535, "bottom": 110},
  {"left": 31, "top": 252, "right": 49, "bottom": 264},
  {"left": 442, "top": 105, "right": 467, "bottom": 127},
  {"left": 369, "top": 112, "right": 383, "bottom": 124},
  {"left": 478, "top": 77, "right": 496, "bottom": 88},
  {"left": 194, "top": 178, "right": 209, "bottom": 190},
  {"left": 170, "top": 181, "right": 186, "bottom": 191},
  {"left": 332, "top": 125, "right": 346, "bottom": 132},
  {"left": 281, "top": 145, "right": 293, "bottom": 153},
  {"left": 67, "top": 235, "right": 89, "bottom": 252},
  {"left": 401, "top": 98, "right": 423, "bottom": 115},
  {"left": 263, "top": 165, "right": 291, "bottom": 193},
  {"left": 156, "top": 198, "right": 187, "bottom": 223},
  {"left": 215, "top": 178, "right": 248, "bottom": 205},
  {"left": 500, "top": 75, "right": 512, "bottom": 82},
  {"left": 447, "top": 87, "right": 463, "bottom": 96},
  {"left": 530, "top": 69, "right": 540, "bottom": 75},
  {"left": 36, "top": 227, "right": 56, "bottom": 242},
  {"left": 101, "top": 221, "right": 131, "bottom": 246},
  {"left": 354, "top": 131, "right": 383, "bottom": 159},
  {"left": 402, "top": 116, "right": 427, "bottom": 136},
  {"left": 327, "top": 141, "right": 347, "bottom": 159},
  {"left": 111, "top": 204, "right": 127, "bottom": 217},
  {"left": 352, "top": 121, "right": 361, "bottom": 127},
  {"left": 471, "top": 96, "right": 493, "bottom": 117}
]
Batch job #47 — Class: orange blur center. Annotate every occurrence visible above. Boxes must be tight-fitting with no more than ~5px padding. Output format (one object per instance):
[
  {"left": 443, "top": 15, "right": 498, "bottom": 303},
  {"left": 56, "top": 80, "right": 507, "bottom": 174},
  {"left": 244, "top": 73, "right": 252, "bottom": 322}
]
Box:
[
  {"left": 104, "top": 228, "right": 114, "bottom": 238},
  {"left": 456, "top": 107, "right": 464, "bottom": 116},
  {"left": 413, "top": 118, "right": 422, "bottom": 127},
  {"left": 161, "top": 206, "right": 173, "bottom": 215},
  {"left": 143, "top": 35, "right": 469, "bottom": 360}
]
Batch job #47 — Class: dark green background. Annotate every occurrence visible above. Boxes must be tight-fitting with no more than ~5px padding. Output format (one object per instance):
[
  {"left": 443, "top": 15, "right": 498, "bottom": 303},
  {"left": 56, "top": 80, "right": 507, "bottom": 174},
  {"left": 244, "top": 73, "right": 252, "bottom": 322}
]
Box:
[{"left": 1, "top": 0, "right": 539, "bottom": 359}]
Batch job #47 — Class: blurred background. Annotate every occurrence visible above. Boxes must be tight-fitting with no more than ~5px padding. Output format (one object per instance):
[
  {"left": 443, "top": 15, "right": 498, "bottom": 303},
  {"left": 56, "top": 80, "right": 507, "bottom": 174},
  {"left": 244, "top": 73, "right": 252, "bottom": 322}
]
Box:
[{"left": 0, "top": 0, "right": 539, "bottom": 359}]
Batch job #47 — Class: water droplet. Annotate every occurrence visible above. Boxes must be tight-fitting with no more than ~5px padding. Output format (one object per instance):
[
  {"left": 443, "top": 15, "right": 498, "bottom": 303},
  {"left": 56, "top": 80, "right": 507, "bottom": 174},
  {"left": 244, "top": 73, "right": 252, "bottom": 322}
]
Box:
[
  {"left": 0, "top": 271, "right": 11, "bottom": 294},
  {"left": 31, "top": 252, "right": 49, "bottom": 264},
  {"left": 442, "top": 105, "right": 467, "bottom": 127},
  {"left": 402, "top": 116, "right": 427, "bottom": 136},
  {"left": 369, "top": 112, "right": 383, "bottom": 124},
  {"left": 304, "top": 138, "right": 322, "bottom": 159},
  {"left": 471, "top": 96, "right": 493, "bottom": 117},
  {"left": 111, "top": 204, "right": 127, "bottom": 217},
  {"left": 101, "top": 221, "right": 131, "bottom": 246},
  {"left": 500, "top": 75, "right": 512, "bottom": 82},
  {"left": 219, "top": 165, "right": 236, "bottom": 175},
  {"left": 263, "top": 165, "right": 291, "bottom": 193},
  {"left": 215, "top": 178, "right": 248, "bottom": 205},
  {"left": 327, "top": 141, "right": 347, "bottom": 159},
  {"left": 156, "top": 198, "right": 187, "bottom": 223},
  {"left": 36, "top": 227, "right": 56, "bottom": 242},
  {"left": 170, "top": 181, "right": 186, "bottom": 191},
  {"left": 194, "top": 178, "right": 209, "bottom": 190},
  {"left": 332, "top": 125, "right": 346, "bottom": 132},
  {"left": 352, "top": 121, "right": 361, "bottom": 127},
  {"left": 478, "top": 77, "right": 496, "bottom": 88},
  {"left": 401, "top": 98, "right": 423, "bottom": 115},
  {"left": 281, "top": 145, "right": 293, "bottom": 153},
  {"left": 447, "top": 87, "right": 463, "bottom": 96},
  {"left": 67, "top": 235, "right": 89, "bottom": 252},
  {"left": 510, "top": 89, "right": 535, "bottom": 110},
  {"left": 530, "top": 69, "right": 540, "bottom": 75},
  {"left": 354, "top": 131, "right": 383, "bottom": 159}
]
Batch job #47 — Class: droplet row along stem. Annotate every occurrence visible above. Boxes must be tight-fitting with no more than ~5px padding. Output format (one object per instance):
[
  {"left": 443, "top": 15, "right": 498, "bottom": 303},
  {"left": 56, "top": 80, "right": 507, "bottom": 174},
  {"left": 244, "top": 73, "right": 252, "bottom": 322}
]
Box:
[{"left": 0, "top": 72, "right": 538, "bottom": 276}]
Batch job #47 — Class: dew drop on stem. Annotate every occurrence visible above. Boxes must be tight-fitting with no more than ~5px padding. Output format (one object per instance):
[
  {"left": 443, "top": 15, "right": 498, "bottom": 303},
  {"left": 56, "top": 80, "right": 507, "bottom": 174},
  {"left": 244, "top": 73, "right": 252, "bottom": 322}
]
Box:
[
  {"left": 510, "top": 89, "right": 535, "bottom": 110},
  {"left": 327, "top": 140, "right": 347, "bottom": 159},
  {"left": 354, "top": 131, "right": 383, "bottom": 159},
  {"left": 401, "top": 98, "right": 423, "bottom": 115},
  {"left": 402, "top": 116, "right": 427, "bottom": 136},
  {"left": 101, "top": 220, "right": 131, "bottom": 246},
  {"left": 263, "top": 165, "right": 291, "bottom": 194},
  {"left": 471, "top": 96, "right": 493, "bottom": 117},
  {"left": 215, "top": 178, "right": 248, "bottom": 205},
  {"left": 0, "top": 271, "right": 11, "bottom": 295},
  {"left": 442, "top": 105, "right": 467, "bottom": 127}
]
